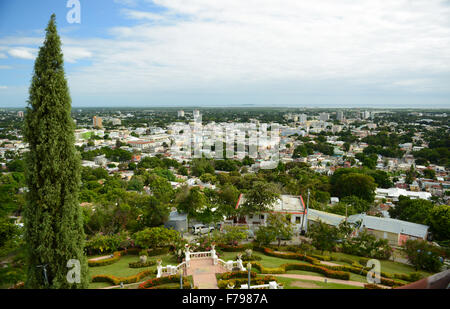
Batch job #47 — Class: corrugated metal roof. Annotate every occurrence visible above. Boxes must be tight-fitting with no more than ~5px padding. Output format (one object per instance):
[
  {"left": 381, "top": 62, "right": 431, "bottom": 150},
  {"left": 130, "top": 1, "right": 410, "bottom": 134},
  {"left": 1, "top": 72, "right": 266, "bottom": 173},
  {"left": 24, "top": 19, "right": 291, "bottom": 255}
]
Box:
[
  {"left": 307, "top": 209, "right": 345, "bottom": 226},
  {"left": 348, "top": 214, "right": 429, "bottom": 238}
]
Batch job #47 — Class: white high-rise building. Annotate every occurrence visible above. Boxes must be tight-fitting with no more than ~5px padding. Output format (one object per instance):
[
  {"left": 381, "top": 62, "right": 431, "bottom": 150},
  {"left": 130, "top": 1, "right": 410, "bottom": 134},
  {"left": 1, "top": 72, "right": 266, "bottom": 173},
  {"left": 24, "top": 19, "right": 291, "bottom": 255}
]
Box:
[
  {"left": 337, "top": 111, "right": 344, "bottom": 122},
  {"left": 193, "top": 110, "right": 200, "bottom": 118},
  {"left": 178, "top": 110, "right": 185, "bottom": 117},
  {"left": 299, "top": 114, "right": 307, "bottom": 123},
  {"left": 319, "top": 112, "right": 329, "bottom": 122}
]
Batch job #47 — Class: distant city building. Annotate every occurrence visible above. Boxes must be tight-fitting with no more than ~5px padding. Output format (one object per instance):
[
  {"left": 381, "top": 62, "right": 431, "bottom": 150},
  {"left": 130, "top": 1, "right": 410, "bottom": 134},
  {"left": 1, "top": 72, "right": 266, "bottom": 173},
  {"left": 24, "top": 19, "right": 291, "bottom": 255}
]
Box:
[
  {"left": 336, "top": 111, "right": 344, "bottom": 122},
  {"left": 319, "top": 112, "right": 329, "bottom": 122},
  {"left": 111, "top": 118, "right": 121, "bottom": 126},
  {"left": 193, "top": 110, "right": 200, "bottom": 119},
  {"left": 360, "top": 111, "right": 371, "bottom": 119},
  {"left": 299, "top": 114, "right": 307, "bottom": 123},
  {"left": 178, "top": 110, "right": 185, "bottom": 117},
  {"left": 93, "top": 116, "right": 103, "bottom": 128},
  {"left": 17, "top": 111, "right": 24, "bottom": 118}
]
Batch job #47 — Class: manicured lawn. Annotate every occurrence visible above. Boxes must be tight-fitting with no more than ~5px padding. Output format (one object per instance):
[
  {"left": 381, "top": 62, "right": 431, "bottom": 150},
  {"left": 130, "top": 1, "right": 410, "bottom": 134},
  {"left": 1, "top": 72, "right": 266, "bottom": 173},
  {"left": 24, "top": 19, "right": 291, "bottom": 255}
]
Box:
[
  {"left": 273, "top": 276, "right": 362, "bottom": 289},
  {"left": 87, "top": 252, "right": 179, "bottom": 289},
  {"left": 329, "top": 252, "right": 432, "bottom": 277},
  {"left": 218, "top": 251, "right": 309, "bottom": 268}
]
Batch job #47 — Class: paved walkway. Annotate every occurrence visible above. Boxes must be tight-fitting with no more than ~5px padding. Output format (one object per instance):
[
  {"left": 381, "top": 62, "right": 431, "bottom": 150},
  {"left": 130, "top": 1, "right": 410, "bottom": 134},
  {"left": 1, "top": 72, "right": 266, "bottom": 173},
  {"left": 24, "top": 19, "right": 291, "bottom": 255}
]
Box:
[
  {"left": 186, "top": 259, "right": 228, "bottom": 289},
  {"left": 267, "top": 274, "right": 390, "bottom": 289}
]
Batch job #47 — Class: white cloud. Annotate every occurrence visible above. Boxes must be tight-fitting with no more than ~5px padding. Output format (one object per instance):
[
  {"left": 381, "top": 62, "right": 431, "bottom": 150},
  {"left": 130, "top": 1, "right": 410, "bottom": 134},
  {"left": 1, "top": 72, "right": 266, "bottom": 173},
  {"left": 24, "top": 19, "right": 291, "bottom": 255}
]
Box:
[
  {"left": 0, "top": 65, "right": 12, "bottom": 69},
  {"left": 114, "top": 0, "right": 138, "bottom": 7},
  {"left": 0, "top": 86, "right": 7, "bottom": 90},
  {"left": 62, "top": 46, "right": 93, "bottom": 63},
  {"left": 8, "top": 47, "right": 36, "bottom": 60},
  {"left": 4, "top": 0, "right": 450, "bottom": 101},
  {"left": 0, "top": 53, "right": 7, "bottom": 59},
  {"left": 121, "top": 8, "right": 165, "bottom": 21}
]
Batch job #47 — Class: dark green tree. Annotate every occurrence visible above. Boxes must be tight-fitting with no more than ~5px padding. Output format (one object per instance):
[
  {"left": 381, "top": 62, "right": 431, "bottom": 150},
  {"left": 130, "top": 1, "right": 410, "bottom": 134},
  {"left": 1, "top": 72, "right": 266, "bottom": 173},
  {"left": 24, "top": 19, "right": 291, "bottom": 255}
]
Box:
[{"left": 23, "top": 14, "right": 88, "bottom": 288}]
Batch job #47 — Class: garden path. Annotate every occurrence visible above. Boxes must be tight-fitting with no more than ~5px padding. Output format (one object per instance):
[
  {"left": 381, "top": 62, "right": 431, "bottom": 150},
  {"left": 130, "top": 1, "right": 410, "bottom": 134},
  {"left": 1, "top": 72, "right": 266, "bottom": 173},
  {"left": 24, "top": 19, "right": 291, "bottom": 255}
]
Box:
[
  {"left": 186, "top": 258, "right": 228, "bottom": 289},
  {"left": 269, "top": 274, "right": 391, "bottom": 288}
]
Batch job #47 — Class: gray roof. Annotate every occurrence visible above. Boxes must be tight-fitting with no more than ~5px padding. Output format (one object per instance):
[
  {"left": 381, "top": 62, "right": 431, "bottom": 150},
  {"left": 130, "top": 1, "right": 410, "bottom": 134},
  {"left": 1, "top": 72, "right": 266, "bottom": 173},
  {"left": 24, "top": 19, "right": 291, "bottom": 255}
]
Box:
[
  {"left": 307, "top": 209, "right": 346, "bottom": 227},
  {"left": 168, "top": 211, "right": 187, "bottom": 221},
  {"left": 347, "top": 214, "right": 429, "bottom": 238}
]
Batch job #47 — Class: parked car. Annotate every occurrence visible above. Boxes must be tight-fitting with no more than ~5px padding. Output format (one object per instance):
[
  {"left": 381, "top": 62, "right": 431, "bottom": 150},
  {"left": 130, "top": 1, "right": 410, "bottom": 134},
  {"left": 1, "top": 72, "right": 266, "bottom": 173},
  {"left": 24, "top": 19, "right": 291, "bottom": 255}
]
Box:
[{"left": 192, "top": 224, "right": 214, "bottom": 235}]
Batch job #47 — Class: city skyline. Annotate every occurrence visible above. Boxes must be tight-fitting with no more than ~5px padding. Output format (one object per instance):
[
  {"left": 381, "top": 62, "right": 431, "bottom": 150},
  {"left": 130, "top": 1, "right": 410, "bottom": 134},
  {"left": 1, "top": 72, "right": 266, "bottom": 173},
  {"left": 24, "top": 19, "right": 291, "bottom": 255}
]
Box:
[{"left": 1, "top": 0, "right": 450, "bottom": 108}]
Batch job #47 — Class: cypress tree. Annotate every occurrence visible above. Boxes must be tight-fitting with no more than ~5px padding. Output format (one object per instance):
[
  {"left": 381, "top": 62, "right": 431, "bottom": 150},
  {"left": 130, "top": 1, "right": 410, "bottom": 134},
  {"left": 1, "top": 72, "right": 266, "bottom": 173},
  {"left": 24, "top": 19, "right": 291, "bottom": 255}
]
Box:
[{"left": 23, "top": 14, "right": 88, "bottom": 289}]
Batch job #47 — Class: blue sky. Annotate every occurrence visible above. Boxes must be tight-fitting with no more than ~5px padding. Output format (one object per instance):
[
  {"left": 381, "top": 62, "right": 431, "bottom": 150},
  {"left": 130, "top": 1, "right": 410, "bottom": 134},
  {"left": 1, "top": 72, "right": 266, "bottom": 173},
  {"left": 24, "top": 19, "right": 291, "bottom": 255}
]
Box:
[{"left": 0, "top": 0, "right": 450, "bottom": 108}]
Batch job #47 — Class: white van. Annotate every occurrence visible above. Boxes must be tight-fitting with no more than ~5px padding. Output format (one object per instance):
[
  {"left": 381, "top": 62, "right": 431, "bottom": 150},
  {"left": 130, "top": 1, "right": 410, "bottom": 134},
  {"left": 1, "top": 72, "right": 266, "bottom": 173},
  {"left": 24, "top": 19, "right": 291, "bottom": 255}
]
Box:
[{"left": 192, "top": 224, "right": 214, "bottom": 235}]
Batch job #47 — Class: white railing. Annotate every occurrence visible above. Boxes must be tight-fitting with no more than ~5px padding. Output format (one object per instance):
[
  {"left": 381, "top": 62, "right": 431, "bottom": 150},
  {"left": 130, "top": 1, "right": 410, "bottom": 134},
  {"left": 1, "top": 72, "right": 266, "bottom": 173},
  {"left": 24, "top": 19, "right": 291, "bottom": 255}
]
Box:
[
  {"left": 157, "top": 261, "right": 186, "bottom": 278},
  {"left": 190, "top": 251, "right": 212, "bottom": 259},
  {"left": 240, "top": 281, "right": 282, "bottom": 289},
  {"left": 217, "top": 258, "right": 246, "bottom": 272}
]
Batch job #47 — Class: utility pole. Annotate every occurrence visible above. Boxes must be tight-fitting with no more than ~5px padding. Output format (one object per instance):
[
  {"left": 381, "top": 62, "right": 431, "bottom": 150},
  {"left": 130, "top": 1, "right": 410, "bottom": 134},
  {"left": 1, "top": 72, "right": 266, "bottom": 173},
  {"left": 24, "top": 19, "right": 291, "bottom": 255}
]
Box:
[{"left": 304, "top": 189, "right": 310, "bottom": 234}]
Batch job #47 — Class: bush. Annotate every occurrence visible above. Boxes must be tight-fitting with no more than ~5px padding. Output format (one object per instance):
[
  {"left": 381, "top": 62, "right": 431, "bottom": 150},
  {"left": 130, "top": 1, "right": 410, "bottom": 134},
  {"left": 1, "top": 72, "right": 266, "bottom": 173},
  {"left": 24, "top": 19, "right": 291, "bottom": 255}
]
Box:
[
  {"left": 341, "top": 231, "right": 393, "bottom": 260},
  {"left": 217, "top": 271, "right": 257, "bottom": 280},
  {"left": 138, "top": 275, "right": 190, "bottom": 289},
  {"left": 217, "top": 243, "right": 253, "bottom": 252},
  {"left": 129, "top": 260, "right": 157, "bottom": 268},
  {"left": 236, "top": 254, "right": 262, "bottom": 262},
  {"left": 85, "top": 233, "right": 128, "bottom": 255},
  {"left": 134, "top": 227, "right": 180, "bottom": 250},
  {"left": 92, "top": 269, "right": 155, "bottom": 285},
  {"left": 88, "top": 248, "right": 140, "bottom": 267},
  {"left": 403, "top": 239, "right": 444, "bottom": 273},
  {"left": 217, "top": 275, "right": 276, "bottom": 289},
  {"left": 364, "top": 283, "right": 383, "bottom": 289}
]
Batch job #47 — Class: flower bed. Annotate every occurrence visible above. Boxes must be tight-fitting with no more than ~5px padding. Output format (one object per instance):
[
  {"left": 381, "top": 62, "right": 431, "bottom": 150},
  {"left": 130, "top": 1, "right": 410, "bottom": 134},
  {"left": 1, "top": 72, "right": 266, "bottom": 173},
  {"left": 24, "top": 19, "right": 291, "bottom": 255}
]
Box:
[
  {"left": 218, "top": 243, "right": 253, "bottom": 252},
  {"left": 138, "top": 275, "right": 190, "bottom": 289},
  {"left": 217, "top": 275, "right": 277, "bottom": 289},
  {"left": 217, "top": 271, "right": 257, "bottom": 280},
  {"left": 88, "top": 248, "right": 149, "bottom": 267},
  {"left": 91, "top": 269, "right": 155, "bottom": 286},
  {"left": 249, "top": 261, "right": 351, "bottom": 280}
]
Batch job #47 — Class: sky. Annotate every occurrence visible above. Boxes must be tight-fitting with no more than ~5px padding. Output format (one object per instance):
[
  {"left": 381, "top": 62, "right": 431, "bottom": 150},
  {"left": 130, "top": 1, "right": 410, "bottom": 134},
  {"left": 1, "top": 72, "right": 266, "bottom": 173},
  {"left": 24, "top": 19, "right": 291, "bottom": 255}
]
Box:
[{"left": 0, "top": 0, "right": 450, "bottom": 108}]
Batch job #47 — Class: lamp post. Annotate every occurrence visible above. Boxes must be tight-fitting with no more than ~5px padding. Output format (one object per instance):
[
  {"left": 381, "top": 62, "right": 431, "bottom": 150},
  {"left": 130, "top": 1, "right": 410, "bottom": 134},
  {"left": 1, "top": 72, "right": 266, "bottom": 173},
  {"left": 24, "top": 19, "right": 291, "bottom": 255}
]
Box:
[
  {"left": 247, "top": 262, "right": 252, "bottom": 288},
  {"left": 179, "top": 267, "right": 183, "bottom": 289}
]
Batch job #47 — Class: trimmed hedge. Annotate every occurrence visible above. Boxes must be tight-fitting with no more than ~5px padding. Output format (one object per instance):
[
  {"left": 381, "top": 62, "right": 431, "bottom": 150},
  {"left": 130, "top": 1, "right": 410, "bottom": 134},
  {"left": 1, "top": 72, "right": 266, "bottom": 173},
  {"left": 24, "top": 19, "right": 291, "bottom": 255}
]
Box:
[
  {"left": 217, "top": 275, "right": 277, "bottom": 289},
  {"left": 364, "top": 283, "right": 384, "bottom": 289},
  {"left": 139, "top": 275, "right": 190, "bottom": 289},
  {"left": 88, "top": 247, "right": 163, "bottom": 267},
  {"left": 218, "top": 243, "right": 253, "bottom": 252},
  {"left": 217, "top": 271, "right": 257, "bottom": 280},
  {"left": 258, "top": 247, "right": 406, "bottom": 286},
  {"left": 91, "top": 269, "right": 155, "bottom": 286},
  {"left": 128, "top": 260, "right": 157, "bottom": 268},
  {"left": 249, "top": 261, "right": 351, "bottom": 280},
  {"left": 88, "top": 251, "right": 122, "bottom": 267}
]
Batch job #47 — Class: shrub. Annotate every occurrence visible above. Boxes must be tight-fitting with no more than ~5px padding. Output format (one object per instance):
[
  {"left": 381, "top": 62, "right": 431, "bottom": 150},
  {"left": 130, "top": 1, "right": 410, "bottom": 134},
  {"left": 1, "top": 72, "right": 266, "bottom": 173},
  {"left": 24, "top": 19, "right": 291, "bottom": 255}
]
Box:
[
  {"left": 88, "top": 248, "right": 141, "bottom": 267},
  {"left": 92, "top": 269, "right": 155, "bottom": 285},
  {"left": 134, "top": 227, "right": 180, "bottom": 250},
  {"left": 217, "top": 271, "right": 257, "bottom": 280},
  {"left": 341, "top": 231, "right": 393, "bottom": 260},
  {"left": 236, "top": 254, "right": 262, "bottom": 262},
  {"left": 88, "top": 251, "right": 122, "bottom": 267},
  {"left": 85, "top": 233, "right": 128, "bottom": 255},
  {"left": 217, "top": 243, "right": 253, "bottom": 252},
  {"left": 403, "top": 239, "right": 444, "bottom": 273},
  {"left": 217, "top": 275, "right": 277, "bottom": 289},
  {"left": 138, "top": 275, "right": 190, "bottom": 289},
  {"left": 129, "top": 260, "right": 157, "bottom": 268},
  {"left": 364, "top": 283, "right": 383, "bottom": 289}
]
